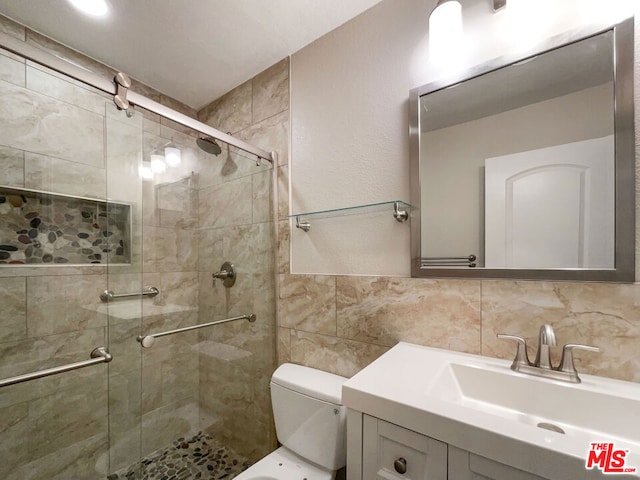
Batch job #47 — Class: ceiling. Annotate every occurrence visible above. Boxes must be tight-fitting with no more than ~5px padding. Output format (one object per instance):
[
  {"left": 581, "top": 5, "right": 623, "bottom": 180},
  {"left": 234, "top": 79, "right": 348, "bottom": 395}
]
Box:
[{"left": 0, "top": 0, "right": 384, "bottom": 109}]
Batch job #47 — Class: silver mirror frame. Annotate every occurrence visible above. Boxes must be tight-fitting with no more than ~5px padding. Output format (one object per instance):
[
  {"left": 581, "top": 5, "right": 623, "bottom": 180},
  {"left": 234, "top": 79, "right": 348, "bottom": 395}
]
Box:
[{"left": 409, "top": 16, "right": 635, "bottom": 282}]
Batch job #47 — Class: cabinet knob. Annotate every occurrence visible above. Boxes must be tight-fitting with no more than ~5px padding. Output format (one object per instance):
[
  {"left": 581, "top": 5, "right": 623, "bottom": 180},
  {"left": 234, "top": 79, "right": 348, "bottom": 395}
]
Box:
[{"left": 394, "top": 457, "right": 407, "bottom": 474}]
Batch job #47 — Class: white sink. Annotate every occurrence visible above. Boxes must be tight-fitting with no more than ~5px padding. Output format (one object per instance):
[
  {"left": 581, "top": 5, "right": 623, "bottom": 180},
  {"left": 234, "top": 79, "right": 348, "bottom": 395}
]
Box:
[
  {"left": 431, "top": 360, "right": 640, "bottom": 442},
  {"left": 343, "top": 342, "right": 640, "bottom": 478}
]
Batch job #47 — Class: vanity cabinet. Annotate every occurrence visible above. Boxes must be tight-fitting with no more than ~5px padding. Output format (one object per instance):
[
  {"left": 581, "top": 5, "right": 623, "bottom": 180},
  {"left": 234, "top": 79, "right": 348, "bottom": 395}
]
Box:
[
  {"left": 363, "top": 415, "right": 447, "bottom": 480},
  {"left": 344, "top": 344, "right": 639, "bottom": 480},
  {"left": 356, "top": 414, "right": 549, "bottom": 480},
  {"left": 448, "top": 446, "right": 549, "bottom": 480}
]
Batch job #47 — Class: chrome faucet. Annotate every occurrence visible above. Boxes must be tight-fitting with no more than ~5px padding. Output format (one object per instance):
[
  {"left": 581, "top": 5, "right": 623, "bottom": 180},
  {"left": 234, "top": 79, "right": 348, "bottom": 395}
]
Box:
[
  {"left": 534, "top": 324, "right": 556, "bottom": 369},
  {"left": 497, "top": 324, "right": 600, "bottom": 383}
]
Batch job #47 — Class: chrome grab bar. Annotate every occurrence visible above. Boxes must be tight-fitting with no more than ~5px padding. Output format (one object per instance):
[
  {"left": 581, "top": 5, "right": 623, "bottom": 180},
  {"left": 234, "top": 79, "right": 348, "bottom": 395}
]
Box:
[
  {"left": 0, "top": 347, "right": 113, "bottom": 388},
  {"left": 100, "top": 286, "right": 159, "bottom": 302},
  {"left": 137, "top": 313, "right": 257, "bottom": 348}
]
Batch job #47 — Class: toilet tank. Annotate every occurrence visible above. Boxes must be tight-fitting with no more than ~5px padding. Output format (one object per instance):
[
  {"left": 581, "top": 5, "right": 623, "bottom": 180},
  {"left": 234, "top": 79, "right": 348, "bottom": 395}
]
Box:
[{"left": 270, "top": 363, "right": 348, "bottom": 471}]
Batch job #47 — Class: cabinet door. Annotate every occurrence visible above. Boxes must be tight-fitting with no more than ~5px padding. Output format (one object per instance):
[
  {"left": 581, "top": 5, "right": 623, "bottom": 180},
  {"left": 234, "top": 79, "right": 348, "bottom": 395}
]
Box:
[
  {"left": 363, "top": 415, "right": 447, "bottom": 480},
  {"left": 448, "top": 446, "right": 550, "bottom": 480}
]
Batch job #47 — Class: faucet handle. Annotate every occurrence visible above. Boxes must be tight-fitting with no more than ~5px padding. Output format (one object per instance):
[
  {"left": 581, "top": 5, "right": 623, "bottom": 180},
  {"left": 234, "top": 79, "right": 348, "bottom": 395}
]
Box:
[
  {"left": 497, "top": 334, "right": 531, "bottom": 370},
  {"left": 557, "top": 344, "right": 600, "bottom": 380}
]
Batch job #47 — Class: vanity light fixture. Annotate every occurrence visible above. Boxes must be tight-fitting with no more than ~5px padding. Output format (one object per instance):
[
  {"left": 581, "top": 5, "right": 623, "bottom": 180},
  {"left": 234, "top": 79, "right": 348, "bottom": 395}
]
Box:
[
  {"left": 429, "top": 0, "right": 507, "bottom": 66},
  {"left": 429, "top": 0, "right": 464, "bottom": 67},
  {"left": 493, "top": 0, "right": 507, "bottom": 11},
  {"left": 429, "top": 0, "right": 506, "bottom": 30},
  {"left": 429, "top": 0, "right": 463, "bottom": 38},
  {"left": 68, "top": 0, "right": 110, "bottom": 17}
]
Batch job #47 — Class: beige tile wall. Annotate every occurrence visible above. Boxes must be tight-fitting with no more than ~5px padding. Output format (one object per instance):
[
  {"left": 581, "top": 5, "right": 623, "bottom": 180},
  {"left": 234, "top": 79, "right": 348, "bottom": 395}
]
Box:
[
  {"left": 196, "top": 57, "right": 288, "bottom": 461},
  {"left": 278, "top": 275, "right": 640, "bottom": 383}
]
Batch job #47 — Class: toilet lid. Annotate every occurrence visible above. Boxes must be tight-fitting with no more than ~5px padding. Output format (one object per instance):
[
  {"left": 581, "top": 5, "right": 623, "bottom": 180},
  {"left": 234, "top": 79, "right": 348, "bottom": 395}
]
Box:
[
  {"left": 271, "top": 363, "right": 347, "bottom": 404},
  {"left": 232, "top": 447, "right": 334, "bottom": 480}
]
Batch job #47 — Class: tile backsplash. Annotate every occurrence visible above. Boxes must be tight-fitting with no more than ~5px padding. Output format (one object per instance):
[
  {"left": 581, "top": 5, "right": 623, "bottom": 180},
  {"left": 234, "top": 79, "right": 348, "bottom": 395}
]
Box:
[{"left": 277, "top": 274, "right": 640, "bottom": 383}]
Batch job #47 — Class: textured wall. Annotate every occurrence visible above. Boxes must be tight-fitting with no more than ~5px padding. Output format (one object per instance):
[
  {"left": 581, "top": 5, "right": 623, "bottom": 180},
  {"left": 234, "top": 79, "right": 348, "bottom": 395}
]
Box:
[{"left": 278, "top": 0, "right": 640, "bottom": 385}]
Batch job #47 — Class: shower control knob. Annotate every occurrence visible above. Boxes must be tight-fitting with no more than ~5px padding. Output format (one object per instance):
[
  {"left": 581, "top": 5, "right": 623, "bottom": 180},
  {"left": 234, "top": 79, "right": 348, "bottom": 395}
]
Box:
[
  {"left": 394, "top": 457, "right": 407, "bottom": 474},
  {"left": 212, "top": 261, "right": 236, "bottom": 288}
]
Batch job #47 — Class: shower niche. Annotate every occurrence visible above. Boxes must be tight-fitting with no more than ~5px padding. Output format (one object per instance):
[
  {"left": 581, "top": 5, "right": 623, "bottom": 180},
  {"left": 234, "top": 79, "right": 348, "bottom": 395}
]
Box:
[{"left": 0, "top": 186, "right": 131, "bottom": 265}]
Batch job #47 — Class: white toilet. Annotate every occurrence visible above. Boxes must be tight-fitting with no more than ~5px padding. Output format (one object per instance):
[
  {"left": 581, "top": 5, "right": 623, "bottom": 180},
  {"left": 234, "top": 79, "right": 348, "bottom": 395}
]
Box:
[{"left": 233, "top": 363, "right": 348, "bottom": 480}]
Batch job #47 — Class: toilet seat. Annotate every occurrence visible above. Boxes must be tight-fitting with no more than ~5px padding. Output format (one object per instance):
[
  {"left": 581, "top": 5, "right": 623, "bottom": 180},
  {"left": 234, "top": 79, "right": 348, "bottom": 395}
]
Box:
[{"left": 232, "top": 447, "right": 334, "bottom": 480}]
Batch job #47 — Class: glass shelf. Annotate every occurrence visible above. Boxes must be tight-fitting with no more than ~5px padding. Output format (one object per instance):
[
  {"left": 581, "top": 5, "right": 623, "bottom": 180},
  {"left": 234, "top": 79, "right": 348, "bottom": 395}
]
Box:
[{"left": 289, "top": 200, "right": 412, "bottom": 232}]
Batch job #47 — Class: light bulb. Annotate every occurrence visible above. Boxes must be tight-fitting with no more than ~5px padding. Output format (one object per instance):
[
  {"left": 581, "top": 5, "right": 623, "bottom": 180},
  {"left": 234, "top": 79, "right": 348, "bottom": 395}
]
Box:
[
  {"left": 164, "top": 146, "right": 182, "bottom": 167},
  {"left": 68, "top": 0, "right": 110, "bottom": 17},
  {"left": 429, "top": 0, "right": 466, "bottom": 69},
  {"left": 139, "top": 161, "right": 154, "bottom": 180},
  {"left": 150, "top": 154, "right": 166, "bottom": 173}
]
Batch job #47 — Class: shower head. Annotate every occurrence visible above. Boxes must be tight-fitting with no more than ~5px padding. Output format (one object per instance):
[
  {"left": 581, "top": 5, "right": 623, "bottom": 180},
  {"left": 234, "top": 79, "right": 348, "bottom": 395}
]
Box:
[{"left": 196, "top": 136, "right": 222, "bottom": 156}]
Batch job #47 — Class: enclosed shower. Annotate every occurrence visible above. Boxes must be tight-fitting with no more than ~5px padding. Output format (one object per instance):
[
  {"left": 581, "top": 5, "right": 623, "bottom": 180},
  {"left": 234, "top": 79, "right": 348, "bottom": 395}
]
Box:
[{"left": 0, "top": 17, "right": 278, "bottom": 480}]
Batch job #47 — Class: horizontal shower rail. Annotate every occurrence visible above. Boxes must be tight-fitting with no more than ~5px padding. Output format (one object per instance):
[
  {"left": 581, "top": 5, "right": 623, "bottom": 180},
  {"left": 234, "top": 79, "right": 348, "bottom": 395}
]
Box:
[
  {"left": 0, "top": 347, "right": 113, "bottom": 388},
  {"left": 137, "top": 313, "right": 257, "bottom": 348},
  {"left": 100, "top": 286, "right": 160, "bottom": 302},
  {"left": 421, "top": 255, "right": 477, "bottom": 262},
  {"left": 421, "top": 263, "right": 478, "bottom": 268},
  {"left": 0, "top": 31, "right": 274, "bottom": 165},
  {"left": 421, "top": 255, "right": 477, "bottom": 268}
]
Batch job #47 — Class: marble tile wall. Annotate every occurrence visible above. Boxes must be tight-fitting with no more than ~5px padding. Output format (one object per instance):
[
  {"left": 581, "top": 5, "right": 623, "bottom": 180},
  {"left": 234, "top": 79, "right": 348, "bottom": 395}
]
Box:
[
  {"left": 196, "top": 58, "right": 286, "bottom": 462},
  {"left": 277, "top": 274, "right": 640, "bottom": 383}
]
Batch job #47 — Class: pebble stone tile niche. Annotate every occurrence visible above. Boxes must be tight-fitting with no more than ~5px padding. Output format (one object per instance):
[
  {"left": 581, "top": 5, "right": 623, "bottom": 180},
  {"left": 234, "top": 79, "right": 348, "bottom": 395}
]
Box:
[{"left": 0, "top": 186, "right": 130, "bottom": 265}]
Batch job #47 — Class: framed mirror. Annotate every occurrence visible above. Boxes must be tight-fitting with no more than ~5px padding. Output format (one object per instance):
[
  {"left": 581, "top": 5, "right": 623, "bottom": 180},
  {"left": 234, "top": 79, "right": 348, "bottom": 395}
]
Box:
[{"left": 409, "top": 17, "right": 635, "bottom": 282}]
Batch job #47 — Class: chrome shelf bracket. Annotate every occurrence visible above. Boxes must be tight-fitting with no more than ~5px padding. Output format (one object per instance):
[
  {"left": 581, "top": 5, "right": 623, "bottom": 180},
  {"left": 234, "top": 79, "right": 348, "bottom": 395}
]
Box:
[
  {"left": 296, "top": 216, "right": 311, "bottom": 232},
  {"left": 393, "top": 201, "right": 409, "bottom": 222}
]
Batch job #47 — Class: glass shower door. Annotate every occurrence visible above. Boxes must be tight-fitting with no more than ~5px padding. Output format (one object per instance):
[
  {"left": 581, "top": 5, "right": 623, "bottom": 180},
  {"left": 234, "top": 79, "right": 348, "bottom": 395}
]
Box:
[
  {"left": 0, "top": 38, "right": 277, "bottom": 480},
  {"left": 123, "top": 111, "right": 278, "bottom": 479},
  {"left": 0, "top": 57, "right": 123, "bottom": 478},
  {"left": 103, "top": 104, "right": 145, "bottom": 478}
]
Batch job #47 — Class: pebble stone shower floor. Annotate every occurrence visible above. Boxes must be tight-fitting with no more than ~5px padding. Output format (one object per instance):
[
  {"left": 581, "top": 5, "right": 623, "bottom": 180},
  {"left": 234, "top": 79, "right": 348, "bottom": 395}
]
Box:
[{"left": 108, "top": 432, "right": 252, "bottom": 480}]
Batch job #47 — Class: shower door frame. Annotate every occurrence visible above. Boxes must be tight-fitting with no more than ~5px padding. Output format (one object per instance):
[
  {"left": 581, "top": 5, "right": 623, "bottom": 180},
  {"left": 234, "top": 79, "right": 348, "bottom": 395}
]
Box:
[{"left": 0, "top": 30, "right": 275, "bottom": 166}]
